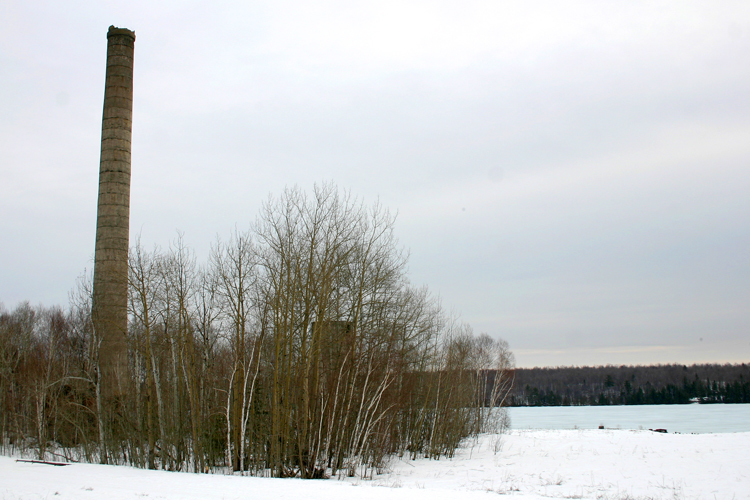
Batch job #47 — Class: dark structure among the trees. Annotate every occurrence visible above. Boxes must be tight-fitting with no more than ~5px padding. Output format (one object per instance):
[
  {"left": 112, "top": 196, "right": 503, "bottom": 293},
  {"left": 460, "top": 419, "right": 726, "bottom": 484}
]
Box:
[{"left": 92, "top": 26, "right": 135, "bottom": 398}]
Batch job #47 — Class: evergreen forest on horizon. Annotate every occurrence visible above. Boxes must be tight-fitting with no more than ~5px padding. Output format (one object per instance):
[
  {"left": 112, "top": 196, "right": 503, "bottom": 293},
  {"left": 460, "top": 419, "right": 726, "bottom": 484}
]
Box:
[{"left": 506, "top": 363, "right": 750, "bottom": 406}]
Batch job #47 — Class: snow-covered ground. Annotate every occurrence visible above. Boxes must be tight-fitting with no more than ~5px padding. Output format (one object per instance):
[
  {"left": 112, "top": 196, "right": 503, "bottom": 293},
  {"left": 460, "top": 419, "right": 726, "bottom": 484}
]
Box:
[{"left": 2, "top": 429, "right": 748, "bottom": 500}]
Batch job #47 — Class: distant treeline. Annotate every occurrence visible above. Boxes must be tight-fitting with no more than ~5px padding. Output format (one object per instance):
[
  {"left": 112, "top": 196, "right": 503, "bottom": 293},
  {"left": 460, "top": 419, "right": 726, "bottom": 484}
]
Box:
[{"left": 506, "top": 364, "right": 750, "bottom": 406}]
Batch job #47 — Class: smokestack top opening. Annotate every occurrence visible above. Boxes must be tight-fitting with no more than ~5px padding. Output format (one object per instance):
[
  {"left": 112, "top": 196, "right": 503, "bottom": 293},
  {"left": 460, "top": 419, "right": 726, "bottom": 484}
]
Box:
[{"left": 107, "top": 26, "right": 135, "bottom": 41}]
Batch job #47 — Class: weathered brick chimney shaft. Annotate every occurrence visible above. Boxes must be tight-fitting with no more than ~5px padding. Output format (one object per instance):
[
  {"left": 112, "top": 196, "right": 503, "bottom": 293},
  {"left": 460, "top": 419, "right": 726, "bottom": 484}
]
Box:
[{"left": 92, "top": 26, "right": 135, "bottom": 398}]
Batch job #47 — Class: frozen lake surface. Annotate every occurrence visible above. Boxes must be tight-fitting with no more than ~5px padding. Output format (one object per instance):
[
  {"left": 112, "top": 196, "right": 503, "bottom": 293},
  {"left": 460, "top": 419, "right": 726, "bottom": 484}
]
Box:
[{"left": 508, "top": 403, "right": 750, "bottom": 433}]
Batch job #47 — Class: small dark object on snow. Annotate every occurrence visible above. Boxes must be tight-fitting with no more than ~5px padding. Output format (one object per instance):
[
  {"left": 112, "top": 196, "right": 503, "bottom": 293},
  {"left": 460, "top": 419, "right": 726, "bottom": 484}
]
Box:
[
  {"left": 649, "top": 428, "right": 668, "bottom": 433},
  {"left": 598, "top": 425, "right": 604, "bottom": 429},
  {"left": 16, "top": 459, "right": 70, "bottom": 466}
]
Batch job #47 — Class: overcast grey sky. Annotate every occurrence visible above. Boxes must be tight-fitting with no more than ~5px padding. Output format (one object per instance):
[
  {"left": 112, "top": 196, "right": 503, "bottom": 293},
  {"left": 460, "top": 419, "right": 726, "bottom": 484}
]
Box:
[{"left": 2, "top": 1, "right": 749, "bottom": 367}]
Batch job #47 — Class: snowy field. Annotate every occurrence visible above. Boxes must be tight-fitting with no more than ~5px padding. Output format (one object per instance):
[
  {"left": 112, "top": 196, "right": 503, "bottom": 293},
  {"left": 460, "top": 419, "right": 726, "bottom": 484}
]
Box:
[{"left": 2, "top": 429, "right": 749, "bottom": 500}]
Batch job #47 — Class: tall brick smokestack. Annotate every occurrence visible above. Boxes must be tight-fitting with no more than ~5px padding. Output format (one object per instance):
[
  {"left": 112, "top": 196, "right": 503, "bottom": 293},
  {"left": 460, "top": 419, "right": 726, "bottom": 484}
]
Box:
[{"left": 92, "top": 26, "right": 135, "bottom": 398}]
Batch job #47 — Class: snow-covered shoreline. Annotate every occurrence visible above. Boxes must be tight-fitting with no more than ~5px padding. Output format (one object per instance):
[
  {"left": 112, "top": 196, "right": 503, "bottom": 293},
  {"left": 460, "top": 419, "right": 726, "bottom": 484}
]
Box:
[{"left": 2, "top": 429, "right": 748, "bottom": 500}]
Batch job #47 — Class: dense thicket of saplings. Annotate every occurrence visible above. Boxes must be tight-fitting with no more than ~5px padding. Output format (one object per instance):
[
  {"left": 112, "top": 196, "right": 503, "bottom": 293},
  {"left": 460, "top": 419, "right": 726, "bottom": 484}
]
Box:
[
  {"left": 0, "top": 184, "right": 514, "bottom": 478},
  {"left": 509, "top": 364, "right": 750, "bottom": 406}
]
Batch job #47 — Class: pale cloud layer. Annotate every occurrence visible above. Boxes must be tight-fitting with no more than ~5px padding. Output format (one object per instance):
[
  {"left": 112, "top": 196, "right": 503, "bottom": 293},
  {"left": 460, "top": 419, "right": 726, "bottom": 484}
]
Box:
[{"left": 2, "top": 1, "right": 749, "bottom": 367}]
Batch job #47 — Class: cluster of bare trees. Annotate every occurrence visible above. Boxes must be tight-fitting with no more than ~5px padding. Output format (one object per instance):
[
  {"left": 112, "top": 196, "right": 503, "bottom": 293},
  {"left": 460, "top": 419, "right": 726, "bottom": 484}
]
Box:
[
  {"left": 0, "top": 299, "right": 100, "bottom": 463},
  {"left": 1, "top": 184, "right": 514, "bottom": 478}
]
